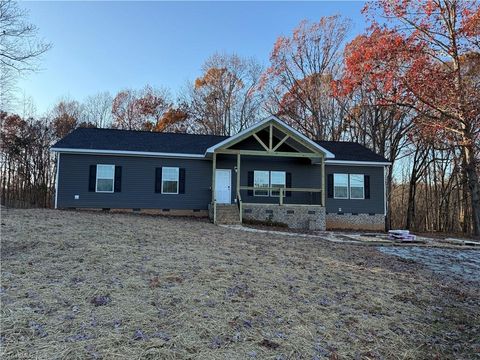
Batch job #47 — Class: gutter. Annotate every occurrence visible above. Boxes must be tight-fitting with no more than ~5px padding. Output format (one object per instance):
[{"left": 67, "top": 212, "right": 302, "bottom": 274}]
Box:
[{"left": 50, "top": 147, "right": 206, "bottom": 159}]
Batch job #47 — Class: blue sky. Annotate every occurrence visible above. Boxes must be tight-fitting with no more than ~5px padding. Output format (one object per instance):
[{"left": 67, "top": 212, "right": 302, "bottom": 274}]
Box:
[{"left": 18, "top": 1, "right": 367, "bottom": 114}]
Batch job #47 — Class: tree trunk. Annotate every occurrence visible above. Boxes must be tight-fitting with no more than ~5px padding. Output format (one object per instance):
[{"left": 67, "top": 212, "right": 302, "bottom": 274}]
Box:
[
  {"left": 463, "top": 144, "right": 480, "bottom": 236},
  {"left": 406, "top": 174, "right": 416, "bottom": 230},
  {"left": 386, "top": 165, "right": 393, "bottom": 231}
]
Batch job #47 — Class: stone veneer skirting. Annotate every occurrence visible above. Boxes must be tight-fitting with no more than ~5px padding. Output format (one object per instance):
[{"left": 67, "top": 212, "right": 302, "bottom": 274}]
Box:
[
  {"left": 326, "top": 213, "right": 385, "bottom": 231},
  {"left": 242, "top": 204, "right": 326, "bottom": 230}
]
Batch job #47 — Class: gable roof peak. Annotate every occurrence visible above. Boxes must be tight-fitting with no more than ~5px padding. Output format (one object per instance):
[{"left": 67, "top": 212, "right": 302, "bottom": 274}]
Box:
[{"left": 205, "top": 115, "right": 335, "bottom": 158}]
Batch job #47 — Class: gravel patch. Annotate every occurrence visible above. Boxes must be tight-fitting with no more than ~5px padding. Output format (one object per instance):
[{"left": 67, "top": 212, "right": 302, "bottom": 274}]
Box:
[{"left": 377, "top": 246, "right": 480, "bottom": 282}]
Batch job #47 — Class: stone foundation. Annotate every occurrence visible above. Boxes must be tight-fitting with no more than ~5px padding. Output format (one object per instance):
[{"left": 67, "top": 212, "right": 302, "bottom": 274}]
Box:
[
  {"left": 326, "top": 213, "right": 385, "bottom": 231},
  {"left": 208, "top": 203, "right": 213, "bottom": 221},
  {"left": 242, "top": 204, "right": 326, "bottom": 230}
]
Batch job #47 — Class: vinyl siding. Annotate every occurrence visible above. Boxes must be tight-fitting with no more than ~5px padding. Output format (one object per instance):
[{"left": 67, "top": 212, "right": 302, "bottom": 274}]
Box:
[
  {"left": 57, "top": 153, "right": 385, "bottom": 214},
  {"left": 57, "top": 153, "right": 212, "bottom": 209},
  {"left": 325, "top": 165, "right": 385, "bottom": 214}
]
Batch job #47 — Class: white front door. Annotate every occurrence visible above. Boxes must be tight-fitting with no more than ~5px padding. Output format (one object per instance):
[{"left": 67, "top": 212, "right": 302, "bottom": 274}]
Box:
[{"left": 215, "top": 169, "right": 231, "bottom": 204}]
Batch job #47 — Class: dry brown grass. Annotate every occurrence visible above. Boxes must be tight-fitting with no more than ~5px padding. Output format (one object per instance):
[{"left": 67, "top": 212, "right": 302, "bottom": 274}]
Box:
[{"left": 1, "top": 209, "right": 479, "bottom": 359}]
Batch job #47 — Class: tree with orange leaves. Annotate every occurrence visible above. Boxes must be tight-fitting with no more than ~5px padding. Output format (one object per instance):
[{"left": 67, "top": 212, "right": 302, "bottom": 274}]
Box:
[
  {"left": 341, "top": 0, "right": 480, "bottom": 235},
  {"left": 112, "top": 86, "right": 187, "bottom": 132},
  {"left": 261, "top": 16, "right": 352, "bottom": 141},
  {"left": 184, "top": 53, "right": 263, "bottom": 136}
]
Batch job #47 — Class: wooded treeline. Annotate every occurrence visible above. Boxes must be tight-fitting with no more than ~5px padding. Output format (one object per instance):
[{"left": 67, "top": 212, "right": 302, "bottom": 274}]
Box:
[{"left": 1, "top": 0, "right": 479, "bottom": 235}]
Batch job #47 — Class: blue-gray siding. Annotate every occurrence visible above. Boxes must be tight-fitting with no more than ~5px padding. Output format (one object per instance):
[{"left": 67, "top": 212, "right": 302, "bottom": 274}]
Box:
[
  {"left": 57, "top": 153, "right": 212, "bottom": 209},
  {"left": 325, "top": 165, "right": 385, "bottom": 214},
  {"left": 57, "top": 153, "right": 385, "bottom": 214}
]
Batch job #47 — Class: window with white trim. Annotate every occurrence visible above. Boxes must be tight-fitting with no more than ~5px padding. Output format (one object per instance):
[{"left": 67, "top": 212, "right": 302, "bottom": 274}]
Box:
[
  {"left": 333, "top": 173, "right": 348, "bottom": 199},
  {"left": 96, "top": 164, "right": 115, "bottom": 193},
  {"left": 162, "top": 167, "right": 179, "bottom": 194},
  {"left": 254, "top": 170, "right": 269, "bottom": 196},
  {"left": 349, "top": 174, "right": 364, "bottom": 199},
  {"left": 270, "top": 171, "right": 286, "bottom": 197}
]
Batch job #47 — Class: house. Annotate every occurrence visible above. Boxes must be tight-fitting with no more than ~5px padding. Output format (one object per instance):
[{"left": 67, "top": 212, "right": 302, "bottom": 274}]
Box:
[{"left": 51, "top": 116, "right": 390, "bottom": 231}]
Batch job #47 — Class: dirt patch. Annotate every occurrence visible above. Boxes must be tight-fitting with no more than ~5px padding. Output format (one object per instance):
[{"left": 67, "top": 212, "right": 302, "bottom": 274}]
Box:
[{"left": 1, "top": 208, "right": 479, "bottom": 359}]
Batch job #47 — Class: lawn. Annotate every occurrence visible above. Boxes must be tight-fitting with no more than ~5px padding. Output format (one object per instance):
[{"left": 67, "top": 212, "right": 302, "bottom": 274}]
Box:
[{"left": 1, "top": 209, "right": 479, "bottom": 359}]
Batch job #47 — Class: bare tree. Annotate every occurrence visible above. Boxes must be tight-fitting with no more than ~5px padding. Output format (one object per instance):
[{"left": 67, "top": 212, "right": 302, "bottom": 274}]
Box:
[
  {"left": 260, "top": 16, "right": 352, "bottom": 140},
  {"left": 0, "top": 0, "right": 51, "bottom": 109},
  {"left": 0, "top": 0, "right": 51, "bottom": 71},
  {"left": 0, "top": 65, "right": 16, "bottom": 110},
  {"left": 83, "top": 92, "right": 113, "bottom": 128},
  {"left": 345, "top": 88, "right": 415, "bottom": 229},
  {"left": 183, "top": 52, "right": 264, "bottom": 136}
]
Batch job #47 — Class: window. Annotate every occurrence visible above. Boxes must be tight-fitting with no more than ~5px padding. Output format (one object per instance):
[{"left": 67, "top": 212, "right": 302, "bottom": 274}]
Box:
[
  {"left": 96, "top": 165, "right": 115, "bottom": 193},
  {"left": 254, "top": 171, "right": 269, "bottom": 196},
  {"left": 162, "top": 167, "right": 179, "bottom": 194},
  {"left": 270, "top": 171, "right": 286, "bottom": 197},
  {"left": 333, "top": 173, "right": 348, "bottom": 199},
  {"left": 349, "top": 174, "right": 364, "bottom": 199}
]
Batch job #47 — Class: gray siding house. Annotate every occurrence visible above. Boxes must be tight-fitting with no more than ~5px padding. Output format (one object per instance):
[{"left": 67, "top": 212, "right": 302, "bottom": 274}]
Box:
[{"left": 52, "top": 116, "right": 390, "bottom": 230}]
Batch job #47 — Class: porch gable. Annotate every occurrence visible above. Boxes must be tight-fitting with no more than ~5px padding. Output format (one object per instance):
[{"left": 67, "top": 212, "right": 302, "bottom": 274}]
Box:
[{"left": 205, "top": 115, "right": 335, "bottom": 159}]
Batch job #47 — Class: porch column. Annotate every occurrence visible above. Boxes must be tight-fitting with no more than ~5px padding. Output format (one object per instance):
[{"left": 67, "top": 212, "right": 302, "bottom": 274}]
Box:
[
  {"left": 236, "top": 153, "right": 241, "bottom": 197},
  {"left": 321, "top": 155, "right": 325, "bottom": 206},
  {"left": 212, "top": 152, "right": 217, "bottom": 203},
  {"left": 237, "top": 153, "right": 242, "bottom": 223}
]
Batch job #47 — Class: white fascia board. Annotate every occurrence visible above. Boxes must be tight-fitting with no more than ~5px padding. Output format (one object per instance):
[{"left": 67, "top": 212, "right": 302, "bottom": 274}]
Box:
[
  {"left": 383, "top": 165, "right": 387, "bottom": 216},
  {"left": 50, "top": 147, "right": 206, "bottom": 159},
  {"left": 205, "top": 115, "right": 336, "bottom": 158},
  {"left": 325, "top": 160, "right": 392, "bottom": 166},
  {"left": 54, "top": 153, "right": 60, "bottom": 209}
]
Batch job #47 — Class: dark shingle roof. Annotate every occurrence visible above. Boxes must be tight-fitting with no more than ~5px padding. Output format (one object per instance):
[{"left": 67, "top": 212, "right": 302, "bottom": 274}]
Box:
[
  {"left": 52, "top": 127, "right": 228, "bottom": 155},
  {"left": 52, "top": 127, "right": 389, "bottom": 163},
  {"left": 317, "top": 141, "right": 389, "bottom": 163}
]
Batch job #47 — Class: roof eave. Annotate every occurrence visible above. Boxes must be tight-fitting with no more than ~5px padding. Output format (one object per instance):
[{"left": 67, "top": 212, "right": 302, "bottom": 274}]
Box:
[
  {"left": 325, "top": 160, "right": 391, "bottom": 166},
  {"left": 50, "top": 147, "right": 206, "bottom": 159}
]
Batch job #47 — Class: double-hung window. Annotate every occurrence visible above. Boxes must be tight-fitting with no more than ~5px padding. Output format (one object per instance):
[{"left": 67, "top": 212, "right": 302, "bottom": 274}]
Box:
[
  {"left": 162, "top": 167, "right": 179, "bottom": 194},
  {"left": 349, "top": 174, "right": 365, "bottom": 199},
  {"left": 333, "top": 173, "right": 349, "bottom": 199},
  {"left": 96, "top": 165, "right": 115, "bottom": 193},
  {"left": 270, "top": 171, "right": 286, "bottom": 197},
  {"left": 253, "top": 171, "right": 269, "bottom": 196}
]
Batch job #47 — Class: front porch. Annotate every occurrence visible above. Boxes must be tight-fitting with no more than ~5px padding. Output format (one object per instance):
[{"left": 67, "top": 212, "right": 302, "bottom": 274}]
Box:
[{"left": 207, "top": 116, "right": 333, "bottom": 230}]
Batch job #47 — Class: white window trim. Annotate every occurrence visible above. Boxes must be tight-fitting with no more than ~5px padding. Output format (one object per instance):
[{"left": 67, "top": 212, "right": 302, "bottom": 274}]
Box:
[
  {"left": 349, "top": 174, "right": 365, "bottom": 200},
  {"left": 270, "top": 171, "right": 286, "bottom": 197},
  {"left": 253, "top": 170, "right": 270, "bottom": 197},
  {"left": 161, "top": 167, "right": 179, "bottom": 194},
  {"left": 96, "top": 164, "right": 115, "bottom": 193},
  {"left": 333, "top": 173, "right": 349, "bottom": 199}
]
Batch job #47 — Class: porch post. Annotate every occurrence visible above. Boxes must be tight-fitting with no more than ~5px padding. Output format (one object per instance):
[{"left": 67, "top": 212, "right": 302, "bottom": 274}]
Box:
[
  {"left": 321, "top": 155, "right": 325, "bottom": 206},
  {"left": 212, "top": 152, "right": 217, "bottom": 202},
  {"left": 236, "top": 153, "right": 241, "bottom": 197},
  {"left": 212, "top": 152, "right": 217, "bottom": 223},
  {"left": 237, "top": 153, "right": 242, "bottom": 223},
  {"left": 269, "top": 123, "right": 273, "bottom": 150}
]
